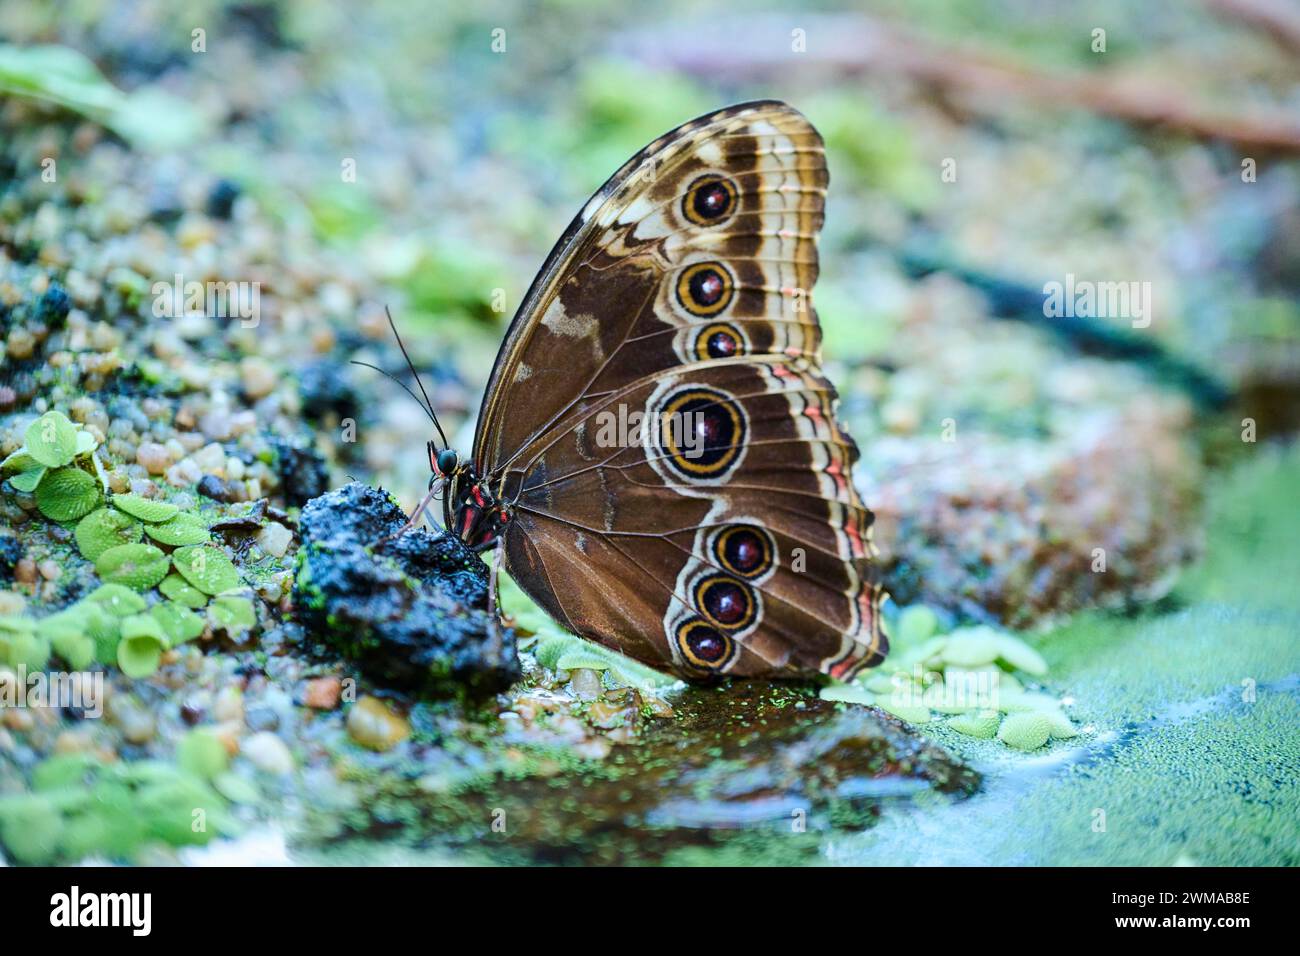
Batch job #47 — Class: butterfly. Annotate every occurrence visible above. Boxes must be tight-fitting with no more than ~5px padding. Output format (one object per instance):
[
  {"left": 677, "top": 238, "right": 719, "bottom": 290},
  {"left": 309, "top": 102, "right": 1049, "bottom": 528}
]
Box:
[{"left": 381, "top": 100, "right": 887, "bottom": 682}]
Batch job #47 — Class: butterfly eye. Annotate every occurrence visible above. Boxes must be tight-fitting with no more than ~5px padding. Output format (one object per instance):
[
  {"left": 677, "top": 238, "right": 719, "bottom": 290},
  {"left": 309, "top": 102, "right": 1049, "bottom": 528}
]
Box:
[
  {"left": 676, "top": 262, "right": 734, "bottom": 317},
  {"left": 683, "top": 175, "right": 737, "bottom": 226},
  {"left": 436, "top": 448, "right": 459, "bottom": 476}
]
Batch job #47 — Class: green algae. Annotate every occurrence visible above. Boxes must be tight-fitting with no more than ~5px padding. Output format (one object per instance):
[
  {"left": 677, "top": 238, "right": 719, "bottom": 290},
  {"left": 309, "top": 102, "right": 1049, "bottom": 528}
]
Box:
[{"left": 835, "top": 446, "right": 1300, "bottom": 865}]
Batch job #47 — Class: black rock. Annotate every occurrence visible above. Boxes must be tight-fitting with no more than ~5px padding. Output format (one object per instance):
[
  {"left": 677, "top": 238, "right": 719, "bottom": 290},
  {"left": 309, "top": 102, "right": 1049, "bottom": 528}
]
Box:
[
  {"left": 206, "top": 178, "right": 241, "bottom": 220},
  {"left": 197, "top": 473, "right": 236, "bottom": 502},
  {"left": 36, "top": 283, "right": 71, "bottom": 328},
  {"left": 298, "top": 359, "right": 360, "bottom": 423},
  {"left": 0, "top": 535, "right": 25, "bottom": 582},
  {"left": 293, "top": 482, "right": 519, "bottom": 697},
  {"left": 273, "top": 439, "right": 329, "bottom": 507}
]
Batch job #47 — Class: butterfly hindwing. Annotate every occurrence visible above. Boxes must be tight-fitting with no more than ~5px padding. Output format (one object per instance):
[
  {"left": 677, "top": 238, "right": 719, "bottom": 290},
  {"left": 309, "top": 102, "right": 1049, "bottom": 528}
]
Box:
[{"left": 473, "top": 101, "right": 887, "bottom": 680}]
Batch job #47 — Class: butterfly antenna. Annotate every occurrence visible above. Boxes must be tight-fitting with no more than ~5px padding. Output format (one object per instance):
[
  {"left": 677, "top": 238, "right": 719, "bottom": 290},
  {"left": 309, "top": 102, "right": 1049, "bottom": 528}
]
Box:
[
  {"left": 384, "top": 305, "right": 450, "bottom": 450},
  {"left": 348, "top": 359, "right": 441, "bottom": 431}
]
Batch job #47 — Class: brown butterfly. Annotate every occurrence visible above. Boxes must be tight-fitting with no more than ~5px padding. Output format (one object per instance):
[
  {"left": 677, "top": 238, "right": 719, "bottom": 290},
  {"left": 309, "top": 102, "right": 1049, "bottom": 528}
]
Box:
[{"left": 387, "top": 101, "right": 887, "bottom": 681}]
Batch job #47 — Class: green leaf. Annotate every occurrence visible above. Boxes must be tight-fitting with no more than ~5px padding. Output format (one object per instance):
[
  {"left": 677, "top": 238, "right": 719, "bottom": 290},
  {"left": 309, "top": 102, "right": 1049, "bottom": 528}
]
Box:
[
  {"left": 504, "top": 572, "right": 674, "bottom": 689},
  {"left": 80, "top": 603, "right": 122, "bottom": 664},
  {"left": 0, "top": 448, "right": 41, "bottom": 473},
  {"left": 116, "top": 614, "right": 166, "bottom": 678},
  {"left": 554, "top": 651, "right": 611, "bottom": 672},
  {"left": 159, "top": 574, "right": 208, "bottom": 609},
  {"left": 948, "top": 711, "right": 1001, "bottom": 739},
  {"left": 142, "top": 511, "right": 211, "bottom": 546},
  {"left": 0, "top": 43, "right": 208, "bottom": 151},
  {"left": 95, "top": 543, "right": 169, "bottom": 591},
  {"left": 75, "top": 507, "right": 143, "bottom": 561},
  {"left": 109, "top": 493, "right": 178, "bottom": 522},
  {"left": 172, "top": 545, "right": 241, "bottom": 595},
  {"left": 819, "top": 682, "right": 877, "bottom": 706},
  {"left": 150, "top": 601, "right": 204, "bottom": 646},
  {"left": 35, "top": 466, "right": 100, "bottom": 521},
  {"left": 992, "top": 633, "right": 1050, "bottom": 677},
  {"left": 5, "top": 631, "right": 51, "bottom": 670},
  {"left": 84, "top": 583, "right": 147, "bottom": 617},
  {"left": 997, "top": 712, "right": 1053, "bottom": 751},
  {"left": 32, "top": 753, "right": 103, "bottom": 791},
  {"left": 23, "top": 411, "right": 77, "bottom": 468},
  {"left": 74, "top": 429, "right": 98, "bottom": 457},
  {"left": 0, "top": 794, "right": 64, "bottom": 863},
  {"left": 50, "top": 629, "right": 95, "bottom": 671},
  {"left": 176, "top": 729, "right": 228, "bottom": 780},
  {"left": 9, "top": 466, "right": 46, "bottom": 493},
  {"left": 208, "top": 595, "right": 255, "bottom": 636}
]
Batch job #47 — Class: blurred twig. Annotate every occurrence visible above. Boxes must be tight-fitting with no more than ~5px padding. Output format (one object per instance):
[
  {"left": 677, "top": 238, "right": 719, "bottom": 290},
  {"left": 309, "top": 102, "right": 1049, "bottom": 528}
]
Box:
[
  {"left": 1207, "top": 0, "right": 1300, "bottom": 56},
  {"left": 618, "top": 14, "right": 1300, "bottom": 154}
]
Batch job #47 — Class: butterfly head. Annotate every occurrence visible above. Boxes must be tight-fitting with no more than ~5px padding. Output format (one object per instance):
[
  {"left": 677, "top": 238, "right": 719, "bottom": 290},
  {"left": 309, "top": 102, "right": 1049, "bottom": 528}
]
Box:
[{"left": 429, "top": 441, "right": 461, "bottom": 483}]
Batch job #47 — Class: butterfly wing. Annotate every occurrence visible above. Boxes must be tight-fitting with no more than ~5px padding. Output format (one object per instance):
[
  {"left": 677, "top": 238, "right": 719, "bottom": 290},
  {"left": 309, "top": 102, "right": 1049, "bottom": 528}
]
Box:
[{"left": 476, "top": 101, "right": 886, "bottom": 679}]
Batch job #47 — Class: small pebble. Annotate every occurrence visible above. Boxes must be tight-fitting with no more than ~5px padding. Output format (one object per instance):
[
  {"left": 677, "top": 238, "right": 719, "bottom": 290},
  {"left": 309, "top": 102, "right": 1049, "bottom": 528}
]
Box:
[
  {"left": 256, "top": 521, "right": 293, "bottom": 558},
  {"left": 117, "top": 705, "right": 157, "bottom": 745},
  {"left": 569, "top": 668, "right": 604, "bottom": 701},
  {"left": 213, "top": 685, "right": 245, "bottom": 723},
  {"left": 244, "top": 703, "right": 280, "bottom": 732},
  {"left": 240, "top": 357, "right": 277, "bottom": 399},
  {"left": 242, "top": 731, "right": 295, "bottom": 775},
  {"left": 136, "top": 441, "right": 172, "bottom": 475},
  {"left": 14, "top": 559, "right": 37, "bottom": 585},
  {"left": 346, "top": 697, "right": 410, "bottom": 752},
  {"left": 302, "top": 676, "right": 341, "bottom": 710}
]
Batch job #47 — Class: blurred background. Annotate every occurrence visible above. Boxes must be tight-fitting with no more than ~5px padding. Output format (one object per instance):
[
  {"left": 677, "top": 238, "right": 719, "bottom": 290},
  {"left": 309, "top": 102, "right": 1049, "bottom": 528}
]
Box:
[
  {"left": 1, "top": 0, "right": 1298, "bottom": 865},
  {"left": 6, "top": 0, "right": 1298, "bottom": 623}
]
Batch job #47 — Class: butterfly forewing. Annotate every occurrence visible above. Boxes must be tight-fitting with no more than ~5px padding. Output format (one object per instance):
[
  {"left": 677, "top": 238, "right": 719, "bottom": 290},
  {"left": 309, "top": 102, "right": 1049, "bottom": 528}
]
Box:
[{"left": 473, "top": 101, "right": 887, "bottom": 680}]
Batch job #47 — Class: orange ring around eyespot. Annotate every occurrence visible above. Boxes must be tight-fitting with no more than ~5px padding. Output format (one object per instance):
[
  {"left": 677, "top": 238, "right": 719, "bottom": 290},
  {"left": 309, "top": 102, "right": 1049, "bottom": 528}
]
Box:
[
  {"left": 658, "top": 387, "right": 744, "bottom": 477},
  {"left": 682, "top": 174, "right": 738, "bottom": 226},
  {"left": 694, "top": 322, "right": 745, "bottom": 361},
  {"left": 675, "top": 262, "right": 734, "bottom": 317},
  {"left": 693, "top": 573, "right": 756, "bottom": 631},
  {"left": 713, "top": 525, "right": 775, "bottom": 580},
  {"left": 675, "top": 617, "right": 736, "bottom": 670}
]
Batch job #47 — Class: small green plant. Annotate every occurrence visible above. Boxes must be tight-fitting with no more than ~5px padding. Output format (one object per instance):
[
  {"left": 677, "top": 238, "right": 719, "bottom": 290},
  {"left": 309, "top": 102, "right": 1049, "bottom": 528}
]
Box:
[
  {"left": 2, "top": 410, "right": 104, "bottom": 520},
  {"left": 0, "top": 752, "right": 233, "bottom": 864},
  {"left": 500, "top": 573, "right": 675, "bottom": 691},
  {"left": 820, "top": 604, "right": 1078, "bottom": 751}
]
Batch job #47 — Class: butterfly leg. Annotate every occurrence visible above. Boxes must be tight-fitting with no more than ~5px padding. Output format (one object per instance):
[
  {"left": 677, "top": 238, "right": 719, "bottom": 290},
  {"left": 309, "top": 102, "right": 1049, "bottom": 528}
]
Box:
[
  {"left": 379, "top": 478, "right": 443, "bottom": 543},
  {"left": 486, "top": 540, "right": 503, "bottom": 655}
]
